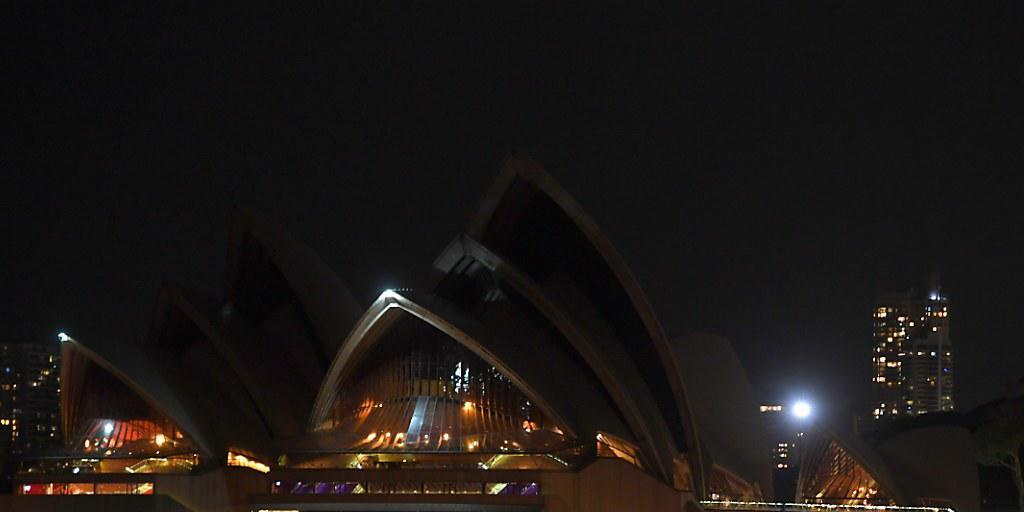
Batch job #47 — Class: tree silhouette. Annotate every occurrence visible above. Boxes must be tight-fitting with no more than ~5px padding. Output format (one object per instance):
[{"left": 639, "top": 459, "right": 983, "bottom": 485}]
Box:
[{"left": 974, "top": 397, "right": 1024, "bottom": 512}]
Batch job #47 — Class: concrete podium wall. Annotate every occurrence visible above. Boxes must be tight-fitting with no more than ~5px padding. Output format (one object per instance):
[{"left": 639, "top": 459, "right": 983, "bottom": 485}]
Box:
[
  {"left": 0, "top": 494, "right": 193, "bottom": 512},
  {"left": 542, "top": 458, "right": 695, "bottom": 512}
]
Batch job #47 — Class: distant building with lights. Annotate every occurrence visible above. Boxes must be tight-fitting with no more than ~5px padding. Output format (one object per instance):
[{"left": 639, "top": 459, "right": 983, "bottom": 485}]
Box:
[
  {"left": 758, "top": 403, "right": 806, "bottom": 500},
  {"left": 758, "top": 405, "right": 793, "bottom": 469},
  {"left": 0, "top": 343, "right": 61, "bottom": 491},
  {"left": 871, "top": 276, "right": 954, "bottom": 423}
]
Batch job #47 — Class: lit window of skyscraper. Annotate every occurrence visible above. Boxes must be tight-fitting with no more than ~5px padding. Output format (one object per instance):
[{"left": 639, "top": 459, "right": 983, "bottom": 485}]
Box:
[{"left": 871, "top": 275, "right": 954, "bottom": 422}]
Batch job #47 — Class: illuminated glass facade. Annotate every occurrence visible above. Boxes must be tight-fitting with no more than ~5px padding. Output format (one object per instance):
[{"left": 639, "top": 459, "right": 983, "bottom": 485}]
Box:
[
  {"left": 595, "top": 431, "right": 643, "bottom": 469},
  {"left": 797, "top": 437, "right": 891, "bottom": 505},
  {"left": 317, "top": 319, "right": 573, "bottom": 454},
  {"left": 708, "top": 465, "right": 759, "bottom": 500},
  {"left": 19, "top": 481, "right": 154, "bottom": 495},
  {"left": 272, "top": 478, "right": 540, "bottom": 496},
  {"left": 50, "top": 345, "right": 198, "bottom": 475}
]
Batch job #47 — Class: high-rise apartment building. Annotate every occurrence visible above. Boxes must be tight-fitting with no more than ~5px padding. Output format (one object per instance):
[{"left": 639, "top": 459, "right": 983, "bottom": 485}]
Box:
[
  {"left": 0, "top": 343, "right": 61, "bottom": 456},
  {"left": 871, "top": 277, "right": 954, "bottom": 422}
]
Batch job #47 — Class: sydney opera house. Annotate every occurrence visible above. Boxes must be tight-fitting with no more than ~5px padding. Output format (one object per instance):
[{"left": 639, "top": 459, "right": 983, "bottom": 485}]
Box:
[{"left": 1, "top": 156, "right": 980, "bottom": 512}]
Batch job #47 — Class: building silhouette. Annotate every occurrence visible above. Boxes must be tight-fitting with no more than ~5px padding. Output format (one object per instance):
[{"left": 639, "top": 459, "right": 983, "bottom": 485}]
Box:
[
  {"left": 872, "top": 276, "right": 954, "bottom": 422},
  {"left": 0, "top": 343, "right": 61, "bottom": 491},
  {"left": 757, "top": 403, "right": 806, "bottom": 501}
]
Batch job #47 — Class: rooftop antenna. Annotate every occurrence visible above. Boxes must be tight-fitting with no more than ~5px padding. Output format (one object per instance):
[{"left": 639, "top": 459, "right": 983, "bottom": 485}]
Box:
[{"left": 927, "top": 271, "right": 941, "bottom": 300}]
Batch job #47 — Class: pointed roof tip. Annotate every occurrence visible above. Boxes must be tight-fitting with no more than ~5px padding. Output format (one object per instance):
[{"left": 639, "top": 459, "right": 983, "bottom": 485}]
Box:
[
  {"left": 222, "top": 203, "right": 363, "bottom": 360},
  {"left": 230, "top": 204, "right": 254, "bottom": 216},
  {"left": 227, "top": 205, "right": 256, "bottom": 230},
  {"left": 147, "top": 282, "right": 184, "bottom": 346},
  {"left": 228, "top": 206, "right": 281, "bottom": 239},
  {"left": 229, "top": 206, "right": 315, "bottom": 246},
  {"left": 159, "top": 282, "right": 222, "bottom": 315},
  {"left": 223, "top": 206, "right": 306, "bottom": 295},
  {"left": 473, "top": 153, "right": 671, "bottom": 344},
  {"left": 224, "top": 206, "right": 276, "bottom": 295},
  {"left": 500, "top": 151, "right": 568, "bottom": 190},
  {"left": 469, "top": 152, "right": 577, "bottom": 239},
  {"left": 145, "top": 283, "right": 233, "bottom": 364},
  {"left": 165, "top": 280, "right": 223, "bottom": 306},
  {"left": 155, "top": 280, "right": 208, "bottom": 298},
  {"left": 501, "top": 150, "right": 543, "bottom": 172}
]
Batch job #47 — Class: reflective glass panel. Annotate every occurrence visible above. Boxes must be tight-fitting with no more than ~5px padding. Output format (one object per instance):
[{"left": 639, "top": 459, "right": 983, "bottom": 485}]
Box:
[{"left": 319, "top": 319, "right": 574, "bottom": 453}]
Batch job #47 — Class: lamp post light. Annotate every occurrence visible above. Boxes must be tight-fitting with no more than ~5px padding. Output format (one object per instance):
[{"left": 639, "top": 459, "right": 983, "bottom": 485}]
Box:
[{"left": 792, "top": 400, "right": 812, "bottom": 419}]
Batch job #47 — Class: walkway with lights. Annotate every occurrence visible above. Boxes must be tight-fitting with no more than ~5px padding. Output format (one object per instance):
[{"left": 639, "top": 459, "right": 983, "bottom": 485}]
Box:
[{"left": 701, "top": 501, "right": 955, "bottom": 512}]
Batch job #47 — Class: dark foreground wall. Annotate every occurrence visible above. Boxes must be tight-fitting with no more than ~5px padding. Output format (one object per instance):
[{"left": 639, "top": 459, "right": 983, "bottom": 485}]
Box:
[{"left": 0, "top": 494, "right": 192, "bottom": 512}]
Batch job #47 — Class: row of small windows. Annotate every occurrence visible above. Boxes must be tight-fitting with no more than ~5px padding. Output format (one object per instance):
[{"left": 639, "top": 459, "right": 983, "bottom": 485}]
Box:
[
  {"left": 273, "top": 480, "right": 540, "bottom": 496},
  {"left": 19, "top": 482, "right": 154, "bottom": 495}
]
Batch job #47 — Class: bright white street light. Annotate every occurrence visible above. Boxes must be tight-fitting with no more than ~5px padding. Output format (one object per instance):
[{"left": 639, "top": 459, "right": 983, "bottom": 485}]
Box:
[
  {"left": 792, "top": 401, "right": 812, "bottom": 419},
  {"left": 58, "top": 332, "right": 71, "bottom": 342}
]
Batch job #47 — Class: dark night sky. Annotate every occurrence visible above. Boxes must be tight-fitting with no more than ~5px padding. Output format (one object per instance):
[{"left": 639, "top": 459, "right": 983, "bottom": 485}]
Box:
[{"left": 4, "top": 4, "right": 1023, "bottom": 416}]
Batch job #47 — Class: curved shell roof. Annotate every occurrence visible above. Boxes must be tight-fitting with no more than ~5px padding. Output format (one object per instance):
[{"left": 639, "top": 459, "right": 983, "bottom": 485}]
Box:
[
  {"left": 224, "top": 207, "right": 363, "bottom": 363},
  {"left": 59, "top": 339, "right": 215, "bottom": 458},
  {"left": 671, "top": 333, "right": 771, "bottom": 496},
  {"left": 876, "top": 426, "right": 979, "bottom": 512},
  {"left": 798, "top": 420, "right": 980, "bottom": 511},
  {"left": 62, "top": 155, "right": 781, "bottom": 498},
  {"left": 798, "top": 421, "right": 911, "bottom": 504},
  {"left": 458, "top": 154, "right": 704, "bottom": 486},
  {"left": 309, "top": 289, "right": 577, "bottom": 440}
]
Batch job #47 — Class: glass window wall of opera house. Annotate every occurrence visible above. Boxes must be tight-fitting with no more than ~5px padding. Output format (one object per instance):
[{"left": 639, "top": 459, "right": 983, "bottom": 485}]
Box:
[{"left": 1, "top": 155, "right": 980, "bottom": 512}]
